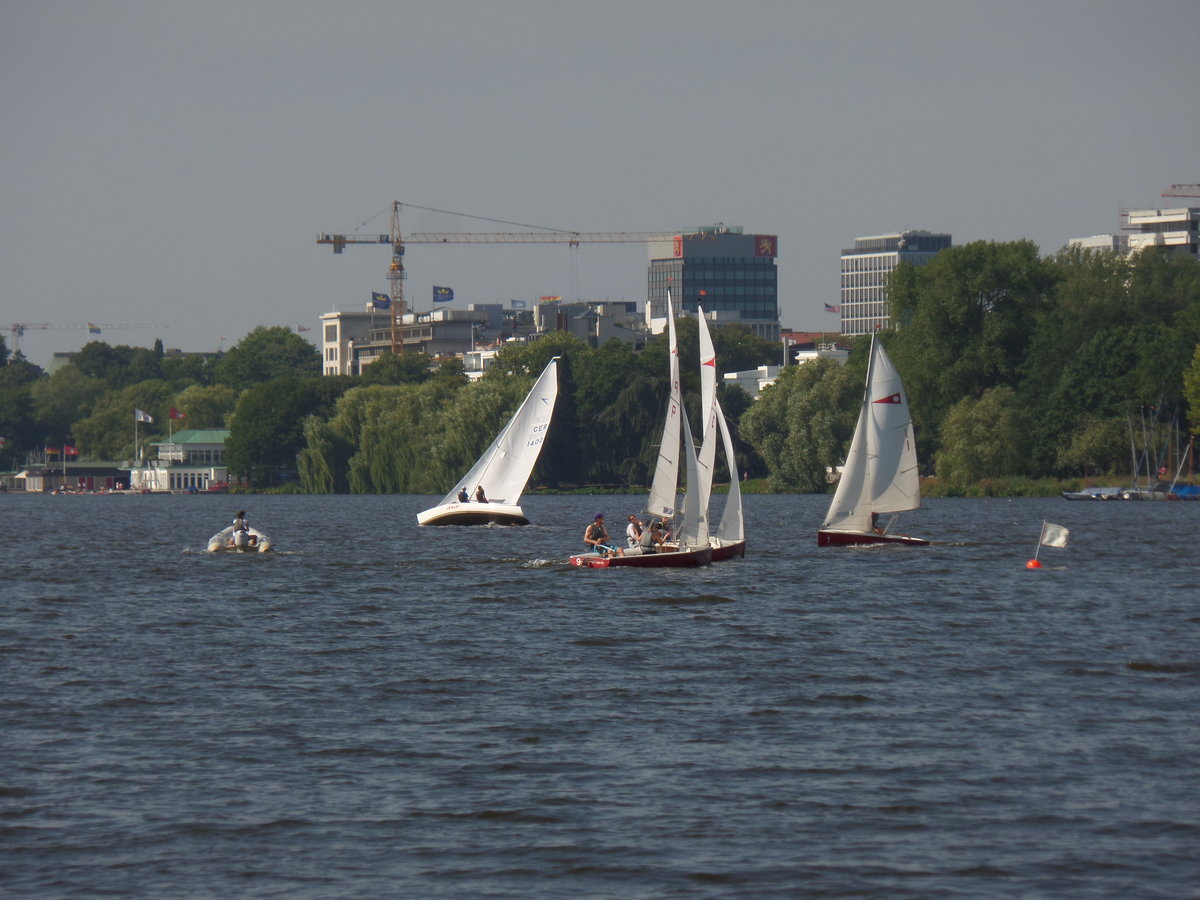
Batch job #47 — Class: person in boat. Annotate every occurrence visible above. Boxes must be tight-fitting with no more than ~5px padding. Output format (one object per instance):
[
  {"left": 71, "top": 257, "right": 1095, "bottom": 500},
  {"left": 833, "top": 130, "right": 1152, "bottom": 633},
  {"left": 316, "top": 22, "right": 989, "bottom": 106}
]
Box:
[
  {"left": 871, "top": 512, "right": 885, "bottom": 535},
  {"left": 584, "top": 513, "right": 623, "bottom": 558},
  {"left": 233, "top": 510, "right": 249, "bottom": 534},
  {"left": 626, "top": 514, "right": 644, "bottom": 548},
  {"left": 656, "top": 517, "right": 674, "bottom": 543},
  {"left": 474, "top": 485, "right": 488, "bottom": 503},
  {"left": 457, "top": 486, "right": 469, "bottom": 502},
  {"left": 642, "top": 522, "right": 664, "bottom": 553}
]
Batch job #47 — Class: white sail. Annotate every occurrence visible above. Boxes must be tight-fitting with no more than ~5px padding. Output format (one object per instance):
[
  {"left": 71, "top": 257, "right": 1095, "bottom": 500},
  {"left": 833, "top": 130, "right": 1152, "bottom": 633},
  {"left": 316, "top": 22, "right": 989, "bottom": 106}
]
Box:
[
  {"left": 646, "top": 293, "right": 682, "bottom": 518},
  {"left": 677, "top": 405, "right": 709, "bottom": 549},
  {"left": 822, "top": 336, "right": 920, "bottom": 533},
  {"left": 712, "top": 397, "right": 744, "bottom": 544},
  {"left": 696, "top": 308, "right": 743, "bottom": 546},
  {"left": 435, "top": 357, "right": 559, "bottom": 507},
  {"left": 696, "top": 307, "right": 719, "bottom": 514}
]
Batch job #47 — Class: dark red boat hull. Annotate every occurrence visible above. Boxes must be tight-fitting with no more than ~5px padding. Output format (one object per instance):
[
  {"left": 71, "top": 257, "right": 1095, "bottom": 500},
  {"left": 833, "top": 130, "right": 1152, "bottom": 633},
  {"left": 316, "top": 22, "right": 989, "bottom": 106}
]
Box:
[
  {"left": 817, "top": 530, "right": 929, "bottom": 548},
  {"left": 569, "top": 546, "right": 713, "bottom": 568}
]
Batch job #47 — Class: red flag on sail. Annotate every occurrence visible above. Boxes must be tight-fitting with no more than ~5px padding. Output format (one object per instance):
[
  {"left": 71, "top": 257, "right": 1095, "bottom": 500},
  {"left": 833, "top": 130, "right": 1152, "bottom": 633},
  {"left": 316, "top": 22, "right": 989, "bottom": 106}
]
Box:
[{"left": 873, "top": 393, "right": 902, "bottom": 404}]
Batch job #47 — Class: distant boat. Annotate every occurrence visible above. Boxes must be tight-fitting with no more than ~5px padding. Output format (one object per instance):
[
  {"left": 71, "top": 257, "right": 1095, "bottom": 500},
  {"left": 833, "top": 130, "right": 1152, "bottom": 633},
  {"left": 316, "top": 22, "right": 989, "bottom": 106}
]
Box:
[
  {"left": 571, "top": 294, "right": 711, "bottom": 568},
  {"left": 696, "top": 307, "right": 745, "bottom": 561},
  {"left": 817, "top": 335, "right": 928, "bottom": 548},
  {"left": 417, "top": 357, "right": 559, "bottom": 526},
  {"left": 1061, "top": 486, "right": 1122, "bottom": 501}
]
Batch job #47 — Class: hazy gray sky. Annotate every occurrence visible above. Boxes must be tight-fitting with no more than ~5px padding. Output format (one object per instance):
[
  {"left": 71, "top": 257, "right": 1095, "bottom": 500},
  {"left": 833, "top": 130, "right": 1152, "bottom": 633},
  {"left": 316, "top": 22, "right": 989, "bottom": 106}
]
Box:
[{"left": 3, "top": 0, "right": 1197, "bottom": 366}]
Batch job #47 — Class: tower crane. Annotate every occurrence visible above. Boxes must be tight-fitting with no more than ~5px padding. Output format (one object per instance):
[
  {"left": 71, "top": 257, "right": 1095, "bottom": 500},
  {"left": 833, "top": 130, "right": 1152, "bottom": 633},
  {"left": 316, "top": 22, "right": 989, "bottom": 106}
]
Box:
[
  {"left": 1161, "top": 184, "right": 1200, "bottom": 198},
  {"left": 7, "top": 322, "right": 169, "bottom": 354},
  {"left": 317, "top": 201, "right": 707, "bottom": 353}
]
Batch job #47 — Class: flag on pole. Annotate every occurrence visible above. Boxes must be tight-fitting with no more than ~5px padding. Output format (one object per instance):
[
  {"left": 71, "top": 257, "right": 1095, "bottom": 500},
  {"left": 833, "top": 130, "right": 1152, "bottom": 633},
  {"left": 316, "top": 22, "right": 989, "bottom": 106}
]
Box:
[
  {"left": 88, "top": 323, "right": 102, "bottom": 334},
  {"left": 433, "top": 286, "right": 454, "bottom": 302},
  {"left": 1039, "top": 522, "right": 1070, "bottom": 548},
  {"left": 296, "top": 325, "right": 312, "bottom": 332},
  {"left": 64, "top": 445, "right": 78, "bottom": 456},
  {"left": 135, "top": 408, "right": 153, "bottom": 423},
  {"left": 371, "top": 292, "right": 391, "bottom": 310},
  {"left": 169, "top": 407, "right": 185, "bottom": 420},
  {"left": 824, "top": 303, "right": 841, "bottom": 313},
  {"left": 511, "top": 299, "right": 527, "bottom": 309}
]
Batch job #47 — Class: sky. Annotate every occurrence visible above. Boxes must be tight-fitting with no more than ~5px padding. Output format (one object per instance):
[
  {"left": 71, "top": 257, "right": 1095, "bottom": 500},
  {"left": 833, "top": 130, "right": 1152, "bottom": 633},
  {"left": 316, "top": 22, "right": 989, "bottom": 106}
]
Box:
[{"left": 3, "top": 0, "right": 1198, "bottom": 368}]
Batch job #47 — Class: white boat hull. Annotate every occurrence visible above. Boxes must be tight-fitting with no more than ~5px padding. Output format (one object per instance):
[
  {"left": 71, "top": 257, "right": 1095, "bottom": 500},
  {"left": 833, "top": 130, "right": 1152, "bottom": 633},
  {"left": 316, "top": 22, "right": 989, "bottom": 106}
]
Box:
[
  {"left": 207, "top": 526, "right": 273, "bottom": 553},
  {"left": 417, "top": 502, "right": 530, "bottom": 526}
]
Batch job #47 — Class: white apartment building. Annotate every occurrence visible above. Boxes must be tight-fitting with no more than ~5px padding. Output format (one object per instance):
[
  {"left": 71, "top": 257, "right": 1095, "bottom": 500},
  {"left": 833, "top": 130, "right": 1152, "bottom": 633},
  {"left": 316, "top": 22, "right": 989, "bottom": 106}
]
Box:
[{"left": 839, "top": 231, "right": 951, "bottom": 335}]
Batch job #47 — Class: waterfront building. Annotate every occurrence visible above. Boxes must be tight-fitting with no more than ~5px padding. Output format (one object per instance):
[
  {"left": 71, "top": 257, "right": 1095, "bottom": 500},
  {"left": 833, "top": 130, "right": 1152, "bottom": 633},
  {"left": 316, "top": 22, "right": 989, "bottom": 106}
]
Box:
[
  {"left": 130, "top": 428, "right": 230, "bottom": 491},
  {"left": 839, "top": 231, "right": 951, "bottom": 335},
  {"left": 646, "top": 225, "right": 780, "bottom": 341},
  {"left": 1124, "top": 206, "right": 1199, "bottom": 257}
]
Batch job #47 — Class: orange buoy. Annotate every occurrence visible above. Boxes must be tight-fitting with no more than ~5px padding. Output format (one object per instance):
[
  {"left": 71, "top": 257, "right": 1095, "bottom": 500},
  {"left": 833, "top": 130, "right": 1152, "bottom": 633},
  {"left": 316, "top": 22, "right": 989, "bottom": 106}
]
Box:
[{"left": 1026, "top": 559, "right": 1042, "bottom": 569}]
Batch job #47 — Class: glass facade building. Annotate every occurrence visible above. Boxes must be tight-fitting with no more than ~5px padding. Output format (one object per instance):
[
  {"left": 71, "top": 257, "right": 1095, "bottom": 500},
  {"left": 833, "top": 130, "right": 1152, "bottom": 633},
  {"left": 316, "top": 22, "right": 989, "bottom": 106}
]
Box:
[
  {"left": 839, "top": 231, "right": 951, "bottom": 335},
  {"left": 647, "top": 227, "right": 780, "bottom": 341}
]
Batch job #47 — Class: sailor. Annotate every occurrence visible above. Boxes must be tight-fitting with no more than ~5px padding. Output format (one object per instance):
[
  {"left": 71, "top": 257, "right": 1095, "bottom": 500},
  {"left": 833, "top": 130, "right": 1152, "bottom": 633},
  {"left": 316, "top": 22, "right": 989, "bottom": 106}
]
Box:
[
  {"left": 474, "top": 485, "right": 488, "bottom": 503},
  {"left": 233, "top": 510, "right": 249, "bottom": 533},
  {"left": 457, "top": 486, "right": 469, "bottom": 502},
  {"left": 626, "top": 514, "right": 644, "bottom": 548},
  {"left": 584, "top": 513, "right": 623, "bottom": 557}
]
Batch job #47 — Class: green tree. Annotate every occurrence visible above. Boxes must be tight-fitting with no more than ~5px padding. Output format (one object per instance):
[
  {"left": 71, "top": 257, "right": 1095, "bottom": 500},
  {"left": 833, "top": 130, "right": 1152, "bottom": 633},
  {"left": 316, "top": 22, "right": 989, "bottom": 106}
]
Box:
[
  {"left": 71, "top": 380, "right": 175, "bottom": 460},
  {"left": 359, "top": 350, "right": 437, "bottom": 385},
  {"left": 30, "top": 364, "right": 106, "bottom": 444},
  {"left": 740, "top": 358, "right": 860, "bottom": 491},
  {"left": 0, "top": 355, "right": 42, "bottom": 465},
  {"left": 935, "top": 387, "right": 1029, "bottom": 485},
  {"left": 1055, "top": 414, "right": 1130, "bottom": 477},
  {"left": 225, "top": 376, "right": 352, "bottom": 486},
  {"left": 214, "top": 326, "right": 321, "bottom": 387},
  {"left": 170, "top": 383, "right": 240, "bottom": 428},
  {"left": 888, "top": 240, "right": 1058, "bottom": 454},
  {"left": 1184, "top": 345, "right": 1200, "bottom": 430}
]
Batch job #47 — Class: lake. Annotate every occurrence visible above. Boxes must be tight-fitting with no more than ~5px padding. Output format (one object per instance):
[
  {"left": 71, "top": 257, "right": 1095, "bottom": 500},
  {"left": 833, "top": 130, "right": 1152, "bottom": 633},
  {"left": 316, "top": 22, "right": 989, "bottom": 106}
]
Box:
[{"left": 2, "top": 492, "right": 1197, "bottom": 898}]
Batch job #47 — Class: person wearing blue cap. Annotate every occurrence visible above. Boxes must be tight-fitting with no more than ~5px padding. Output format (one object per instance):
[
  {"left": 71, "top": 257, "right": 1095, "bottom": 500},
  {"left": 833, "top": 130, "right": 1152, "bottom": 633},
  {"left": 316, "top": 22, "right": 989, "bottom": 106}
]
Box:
[{"left": 583, "top": 512, "right": 623, "bottom": 557}]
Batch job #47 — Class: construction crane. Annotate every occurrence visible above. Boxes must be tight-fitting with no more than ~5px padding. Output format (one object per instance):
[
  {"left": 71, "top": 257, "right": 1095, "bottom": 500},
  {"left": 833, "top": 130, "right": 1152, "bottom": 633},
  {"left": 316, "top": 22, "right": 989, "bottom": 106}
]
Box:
[
  {"left": 8, "top": 322, "right": 169, "bottom": 354},
  {"left": 1161, "top": 184, "right": 1200, "bottom": 198},
  {"left": 317, "top": 201, "right": 706, "bottom": 352}
]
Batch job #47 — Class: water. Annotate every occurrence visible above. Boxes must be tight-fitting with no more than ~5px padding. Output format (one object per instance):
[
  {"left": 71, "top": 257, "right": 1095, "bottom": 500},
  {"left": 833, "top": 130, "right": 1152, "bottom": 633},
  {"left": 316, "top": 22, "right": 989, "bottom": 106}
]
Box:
[{"left": 2, "top": 493, "right": 1197, "bottom": 898}]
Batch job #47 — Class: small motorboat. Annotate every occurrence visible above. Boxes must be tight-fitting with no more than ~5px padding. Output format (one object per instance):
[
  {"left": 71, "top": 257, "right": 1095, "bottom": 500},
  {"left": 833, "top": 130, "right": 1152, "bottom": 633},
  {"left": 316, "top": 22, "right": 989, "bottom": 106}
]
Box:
[{"left": 207, "top": 525, "right": 273, "bottom": 553}]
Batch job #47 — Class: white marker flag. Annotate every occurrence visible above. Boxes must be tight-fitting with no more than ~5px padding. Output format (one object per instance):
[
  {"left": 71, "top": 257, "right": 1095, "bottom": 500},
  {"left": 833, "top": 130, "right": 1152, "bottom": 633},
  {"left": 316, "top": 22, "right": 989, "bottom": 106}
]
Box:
[{"left": 1040, "top": 522, "right": 1070, "bottom": 549}]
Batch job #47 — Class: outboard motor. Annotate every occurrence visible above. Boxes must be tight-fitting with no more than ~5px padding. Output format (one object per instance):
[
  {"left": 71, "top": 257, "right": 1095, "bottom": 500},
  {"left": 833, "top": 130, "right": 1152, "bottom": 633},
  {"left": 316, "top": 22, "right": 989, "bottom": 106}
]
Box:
[{"left": 232, "top": 529, "right": 250, "bottom": 551}]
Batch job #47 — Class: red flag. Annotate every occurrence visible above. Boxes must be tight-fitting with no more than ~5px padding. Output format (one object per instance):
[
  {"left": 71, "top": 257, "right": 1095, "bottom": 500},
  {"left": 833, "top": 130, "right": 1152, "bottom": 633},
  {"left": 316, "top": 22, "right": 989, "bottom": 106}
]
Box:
[
  {"left": 64, "top": 445, "right": 78, "bottom": 456},
  {"left": 170, "top": 407, "right": 186, "bottom": 420}
]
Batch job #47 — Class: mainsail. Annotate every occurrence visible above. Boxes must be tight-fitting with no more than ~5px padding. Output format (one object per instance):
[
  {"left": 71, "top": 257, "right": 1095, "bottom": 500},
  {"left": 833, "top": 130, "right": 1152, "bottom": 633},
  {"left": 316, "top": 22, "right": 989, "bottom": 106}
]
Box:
[
  {"left": 435, "top": 357, "right": 559, "bottom": 507},
  {"left": 821, "top": 336, "right": 920, "bottom": 533}
]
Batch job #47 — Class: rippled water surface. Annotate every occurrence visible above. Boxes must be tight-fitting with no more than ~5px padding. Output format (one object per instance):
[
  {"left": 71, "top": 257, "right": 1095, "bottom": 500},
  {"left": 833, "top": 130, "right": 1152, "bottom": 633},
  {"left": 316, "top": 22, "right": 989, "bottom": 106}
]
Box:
[{"left": 2, "top": 492, "right": 1198, "bottom": 898}]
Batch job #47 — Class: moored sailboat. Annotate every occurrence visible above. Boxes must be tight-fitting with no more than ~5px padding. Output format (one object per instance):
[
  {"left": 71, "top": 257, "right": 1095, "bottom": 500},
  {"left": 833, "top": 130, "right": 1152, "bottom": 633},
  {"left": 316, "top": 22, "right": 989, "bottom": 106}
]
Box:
[
  {"left": 417, "top": 357, "right": 559, "bottom": 526},
  {"left": 817, "top": 335, "right": 928, "bottom": 547}
]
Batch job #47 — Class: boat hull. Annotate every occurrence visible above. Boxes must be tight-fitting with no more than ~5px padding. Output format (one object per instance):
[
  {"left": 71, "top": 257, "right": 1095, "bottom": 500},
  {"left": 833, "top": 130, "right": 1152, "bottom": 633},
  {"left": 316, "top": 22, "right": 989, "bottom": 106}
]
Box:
[
  {"left": 417, "top": 502, "right": 530, "bottom": 526},
  {"left": 207, "top": 526, "right": 273, "bottom": 553},
  {"left": 817, "top": 530, "right": 929, "bottom": 548},
  {"left": 711, "top": 539, "right": 746, "bottom": 561},
  {"left": 569, "top": 546, "right": 713, "bottom": 568}
]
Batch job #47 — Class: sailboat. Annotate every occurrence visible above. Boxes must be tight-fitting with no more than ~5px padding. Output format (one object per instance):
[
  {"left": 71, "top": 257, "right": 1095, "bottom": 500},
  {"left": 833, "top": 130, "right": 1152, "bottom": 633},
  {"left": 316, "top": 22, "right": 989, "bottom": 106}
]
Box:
[
  {"left": 570, "top": 295, "right": 712, "bottom": 568},
  {"left": 417, "top": 357, "right": 559, "bottom": 526},
  {"left": 697, "top": 308, "right": 746, "bottom": 561},
  {"left": 817, "top": 335, "right": 928, "bottom": 547}
]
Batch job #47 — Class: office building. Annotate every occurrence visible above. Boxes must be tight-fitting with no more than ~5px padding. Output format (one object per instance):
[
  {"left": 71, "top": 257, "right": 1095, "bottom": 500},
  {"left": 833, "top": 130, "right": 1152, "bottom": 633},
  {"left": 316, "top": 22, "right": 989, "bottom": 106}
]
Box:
[
  {"left": 646, "top": 225, "right": 780, "bottom": 341},
  {"left": 839, "top": 230, "right": 951, "bottom": 335}
]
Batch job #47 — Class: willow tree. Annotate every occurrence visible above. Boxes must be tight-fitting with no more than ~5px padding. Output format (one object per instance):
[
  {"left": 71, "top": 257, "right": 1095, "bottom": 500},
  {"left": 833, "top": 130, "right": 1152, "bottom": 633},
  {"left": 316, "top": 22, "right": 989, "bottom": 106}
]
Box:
[{"left": 740, "top": 358, "right": 860, "bottom": 492}]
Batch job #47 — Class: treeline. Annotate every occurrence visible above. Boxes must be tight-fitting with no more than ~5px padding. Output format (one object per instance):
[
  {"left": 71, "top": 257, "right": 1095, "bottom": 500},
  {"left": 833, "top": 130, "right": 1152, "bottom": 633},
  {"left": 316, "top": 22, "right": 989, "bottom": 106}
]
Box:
[
  {"left": 0, "top": 320, "right": 779, "bottom": 490},
  {"left": 741, "top": 242, "right": 1200, "bottom": 491},
  {"left": 4, "top": 242, "right": 1198, "bottom": 493}
]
